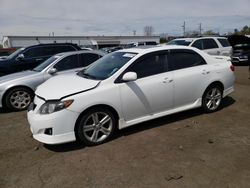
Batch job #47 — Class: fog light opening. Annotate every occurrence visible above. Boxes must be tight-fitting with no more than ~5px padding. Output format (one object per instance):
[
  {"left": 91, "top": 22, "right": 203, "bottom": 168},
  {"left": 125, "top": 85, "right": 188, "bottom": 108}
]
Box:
[{"left": 44, "top": 128, "right": 53, "bottom": 135}]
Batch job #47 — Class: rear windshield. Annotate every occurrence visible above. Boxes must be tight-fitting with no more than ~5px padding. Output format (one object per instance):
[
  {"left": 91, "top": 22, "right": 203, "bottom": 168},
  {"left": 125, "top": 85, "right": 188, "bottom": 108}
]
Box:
[
  {"left": 168, "top": 40, "right": 192, "bottom": 46},
  {"left": 218, "top": 39, "right": 231, "bottom": 47}
]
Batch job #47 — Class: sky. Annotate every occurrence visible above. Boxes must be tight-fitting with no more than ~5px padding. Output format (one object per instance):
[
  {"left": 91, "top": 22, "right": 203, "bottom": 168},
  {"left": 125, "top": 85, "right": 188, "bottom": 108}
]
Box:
[{"left": 0, "top": 0, "right": 250, "bottom": 39}]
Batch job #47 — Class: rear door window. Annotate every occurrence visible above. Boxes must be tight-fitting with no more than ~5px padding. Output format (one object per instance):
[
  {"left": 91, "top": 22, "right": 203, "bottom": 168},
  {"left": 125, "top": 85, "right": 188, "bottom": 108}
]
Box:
[
  {"left": 218, "top": 39, "right": 231, "bottom": 47},
  {"left": 54, "top": 54, "right": 79, "bottom": 71},
  {"left": 169, "top": 49, "right": 206, "bottom": 70}
]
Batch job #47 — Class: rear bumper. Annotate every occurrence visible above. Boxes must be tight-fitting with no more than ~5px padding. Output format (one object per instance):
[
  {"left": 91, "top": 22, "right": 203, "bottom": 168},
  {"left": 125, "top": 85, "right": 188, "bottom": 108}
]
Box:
[{"left": 223, "top": 86, "right": 234, "bottom": 98}]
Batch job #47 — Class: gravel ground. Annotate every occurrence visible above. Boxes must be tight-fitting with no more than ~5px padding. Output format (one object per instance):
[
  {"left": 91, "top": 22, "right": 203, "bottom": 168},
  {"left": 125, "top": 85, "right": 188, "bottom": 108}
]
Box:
[{"left": 0, "top": 66, "right": 250, "bottom": 188}]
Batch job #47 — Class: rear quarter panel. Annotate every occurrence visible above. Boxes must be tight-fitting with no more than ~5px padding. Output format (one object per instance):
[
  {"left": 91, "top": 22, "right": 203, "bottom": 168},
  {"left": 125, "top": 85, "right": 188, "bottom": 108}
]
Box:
[{"left": 206, "top": 57, "right": 235, "bottom": 94}]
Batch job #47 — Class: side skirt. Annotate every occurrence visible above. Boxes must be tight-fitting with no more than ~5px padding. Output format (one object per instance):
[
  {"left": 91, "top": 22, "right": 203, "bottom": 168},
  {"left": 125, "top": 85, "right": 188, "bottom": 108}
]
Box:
[{"left": 118, "top": 98, "right": 202, "bottom": 129}]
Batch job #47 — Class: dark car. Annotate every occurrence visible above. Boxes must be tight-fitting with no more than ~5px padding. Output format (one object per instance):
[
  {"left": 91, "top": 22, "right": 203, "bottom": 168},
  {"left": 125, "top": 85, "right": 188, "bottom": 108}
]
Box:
[
  {"left": 0, "top": 43, "right": 81, "bottom": 76},
  {"left": 228, "top": 35, "right": 250, "bottom": 65}
]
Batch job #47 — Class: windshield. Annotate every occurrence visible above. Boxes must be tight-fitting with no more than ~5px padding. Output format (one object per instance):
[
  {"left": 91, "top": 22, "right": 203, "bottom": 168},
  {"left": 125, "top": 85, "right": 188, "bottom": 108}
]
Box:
[
  {"left": 168, "top": 40, "right": 192, "bottom": 46},
  {"left": 7, "top": 48, "right": 25, "bottom": 59},
  {"left": 33, "top": 56, "right": 59, "bottom": 72},
  {"left": 78, "top": 52, "right": 137, "bottom": 80}
]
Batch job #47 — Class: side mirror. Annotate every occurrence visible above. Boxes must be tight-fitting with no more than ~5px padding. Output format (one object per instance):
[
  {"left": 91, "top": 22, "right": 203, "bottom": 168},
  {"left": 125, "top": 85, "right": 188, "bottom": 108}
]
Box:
[
  {"left": 16, "top": 54, "right": 24, "bottom": 61},
  {"left": 122, "top": 72, "right": 137, "bottom": 82},
  {"left": 48, "top": 68, "right": 57, "bottom": 75}
]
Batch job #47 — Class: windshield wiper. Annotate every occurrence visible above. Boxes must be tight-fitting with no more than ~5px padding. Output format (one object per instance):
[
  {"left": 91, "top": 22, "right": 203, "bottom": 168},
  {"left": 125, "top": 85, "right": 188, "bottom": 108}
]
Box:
[
  {"left": 32, "top": 69, "right": 41, "bottom": 72},
  {"left": 78, "top": 71, "right": 98, "bottom": 80}
]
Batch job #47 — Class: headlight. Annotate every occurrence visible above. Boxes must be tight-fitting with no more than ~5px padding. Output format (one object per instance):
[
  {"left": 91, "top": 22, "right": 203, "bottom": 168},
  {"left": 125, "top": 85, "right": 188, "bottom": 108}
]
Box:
[{"left": 39, "top": 100, "right": 74, "bottom": 114}]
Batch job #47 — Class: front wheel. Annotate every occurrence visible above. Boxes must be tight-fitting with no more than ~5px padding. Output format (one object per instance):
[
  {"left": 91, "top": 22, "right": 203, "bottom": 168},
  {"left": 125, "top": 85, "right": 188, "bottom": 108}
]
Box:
[
  {"left": 202, "top": 85, "right": 223, "bottom": 113},
  {"left": 76, "top": 108, "right": 117, "bottom": 146},
  {"left": 4, "top": 87, "right": 34, "bottom": 111}
]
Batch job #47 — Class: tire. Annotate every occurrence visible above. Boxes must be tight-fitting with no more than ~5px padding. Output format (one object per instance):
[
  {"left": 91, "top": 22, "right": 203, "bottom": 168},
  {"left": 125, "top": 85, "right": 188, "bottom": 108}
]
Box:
[
  {"left": 4, "top": 87, "right": 34, "bottom": 111},
  {"left": 76, "top": 108, "right": 117, "bottom": 146},
  {"left": 202, "top": 85, "right": 223, "bottom": 113}
]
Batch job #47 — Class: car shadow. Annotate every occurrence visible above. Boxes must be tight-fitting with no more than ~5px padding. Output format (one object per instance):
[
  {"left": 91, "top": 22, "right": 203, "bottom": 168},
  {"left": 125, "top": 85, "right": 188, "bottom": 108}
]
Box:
[
  {"left": 44, "top": 96, "right": 235, "bottom": 153},
  {"left": 44, "top": 142, "right": 86, "bottom": 152},
  {"left": 0, "top": 107, "right": 12, "bottom": 114}
]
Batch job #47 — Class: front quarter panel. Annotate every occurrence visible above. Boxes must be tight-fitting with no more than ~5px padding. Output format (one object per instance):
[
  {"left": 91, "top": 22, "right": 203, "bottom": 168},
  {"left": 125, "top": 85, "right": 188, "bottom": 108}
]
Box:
[{"left": 65, "top": 82, "right": 122, "bottom": 120}]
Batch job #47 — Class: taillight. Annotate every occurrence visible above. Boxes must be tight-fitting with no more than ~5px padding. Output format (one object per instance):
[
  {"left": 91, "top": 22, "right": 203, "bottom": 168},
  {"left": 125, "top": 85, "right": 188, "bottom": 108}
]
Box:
[{"left": 230, "top": 65, "right": 235, "bottom": 72}]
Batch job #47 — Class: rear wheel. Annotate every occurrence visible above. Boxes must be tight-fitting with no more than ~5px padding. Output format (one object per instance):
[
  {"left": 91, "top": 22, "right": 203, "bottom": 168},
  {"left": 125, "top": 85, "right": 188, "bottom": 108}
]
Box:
[
  {"left": 5, "top": 87, "right": 34, "bottom": 111},
  {"left": 202, "top": 85, "right": 223, "bottom": 113},
  {"left": 76, "top": 108, "right": 117, "bottom": 146}
]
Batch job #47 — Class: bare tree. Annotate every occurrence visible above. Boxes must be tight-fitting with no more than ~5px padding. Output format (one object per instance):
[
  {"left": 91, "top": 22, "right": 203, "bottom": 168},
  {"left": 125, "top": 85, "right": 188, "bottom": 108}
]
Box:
[{"left": 144, "top": 26, "right": 154, "bottom": 36}]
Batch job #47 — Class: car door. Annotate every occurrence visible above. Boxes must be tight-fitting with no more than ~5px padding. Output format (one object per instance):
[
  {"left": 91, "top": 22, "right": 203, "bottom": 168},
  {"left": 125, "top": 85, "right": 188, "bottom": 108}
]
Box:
[
  {"left": 192, "top": 39, "right": 220, "bottom": 55},
  {"left": 43, "top": 54, "right": 80, "bottom": 80},
  {"left": 11, "top": 47, "right": 40, "bottom": 71},
  {"left": 22, "top": 47, "right": 50, "bottom": 69},
  {"left": 118, "top": 51, "right": 174, "bottom": 122},
  {"left": 168, "top": 49, "right": 211, "bottom": 108}
]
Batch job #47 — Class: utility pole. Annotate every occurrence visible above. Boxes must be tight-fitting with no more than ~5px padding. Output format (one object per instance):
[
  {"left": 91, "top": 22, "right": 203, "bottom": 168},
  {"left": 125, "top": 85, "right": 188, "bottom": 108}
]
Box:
[
  {"left": 133, "top": 30, "right": 136, "bottom": 36},
  {"left": 182, "top": 21, "right": 186, "bottom": 37},
  {"left": 199, "top": 23, "right": 202, "bottom": 36}
]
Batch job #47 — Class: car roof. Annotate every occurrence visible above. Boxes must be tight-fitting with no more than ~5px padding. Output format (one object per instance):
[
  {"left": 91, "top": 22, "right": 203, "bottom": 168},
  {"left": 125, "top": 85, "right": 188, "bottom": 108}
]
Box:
[
  {"left": 25, "top": 43, "right": 81, "bottom": 49},
  {"left": 172, "top": 38, "right": 194, "bottom": 41},
  {"left": 173, "top": 36, "right": 227, "bottom": 41},
  {"left": 118, "top": 45, "right": 198, "bottom": 54},
  {"left": 55, "top": 50, "right": 106, "bottom": 57}
]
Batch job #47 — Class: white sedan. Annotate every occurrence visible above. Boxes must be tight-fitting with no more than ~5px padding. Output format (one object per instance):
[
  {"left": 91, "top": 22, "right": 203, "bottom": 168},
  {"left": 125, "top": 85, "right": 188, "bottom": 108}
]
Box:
[{"left": 27, "top": 45, "right": 235, "bottom": 146}]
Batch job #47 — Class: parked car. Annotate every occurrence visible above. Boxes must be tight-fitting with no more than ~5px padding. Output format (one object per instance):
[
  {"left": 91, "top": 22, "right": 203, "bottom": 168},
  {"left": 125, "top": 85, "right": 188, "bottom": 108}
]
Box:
[
  {"left": 228, "top": 35, "right": 250, "bottom": 65},
  {"left": 168, "top": 37, "right": 232, "bottom": 56},
  {"left": 101, "top": 46, "right": 123, "bottom": 53},
  {"left": 27, "top": 45, "right": 235, "bottom": 146},
  {"left": 125, "top": 41, "right": 157, "bottom": 48},
  {"left": 0, "top": 43, "right": 81, "bottom": 77},
  {"left": 0, "top": 50, "right": 105, "bottom": 111}
]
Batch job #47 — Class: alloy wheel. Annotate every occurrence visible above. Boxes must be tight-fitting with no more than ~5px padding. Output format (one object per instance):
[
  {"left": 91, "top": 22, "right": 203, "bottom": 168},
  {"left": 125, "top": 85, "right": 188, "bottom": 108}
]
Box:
[
  {"left": 9, "top": 90, "right": 32, "bottom": 110},
  {"left": 205, "top": 87, "right": 222, "bottom": 111},
  {"left": 82, "top": 112, "right": 113, "bottom": 143}
]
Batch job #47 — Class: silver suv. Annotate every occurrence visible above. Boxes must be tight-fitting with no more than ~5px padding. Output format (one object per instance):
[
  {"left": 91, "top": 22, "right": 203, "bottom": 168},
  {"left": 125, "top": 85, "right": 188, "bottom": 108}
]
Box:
[{"left": 168, "top": 37, "right": 232, "bottom": 56}]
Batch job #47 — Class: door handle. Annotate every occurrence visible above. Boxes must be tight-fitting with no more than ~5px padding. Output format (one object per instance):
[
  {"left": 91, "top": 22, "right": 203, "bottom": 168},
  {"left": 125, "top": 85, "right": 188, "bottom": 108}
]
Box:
[
  {"left": 163, "top": 77, "right": 173, "bottom": 83},
  {"left": 202, "top": 70, "right": 210, "bottom": 75},
  {"left": 36, "top": 58, "right": 43, "bottom": 61}
]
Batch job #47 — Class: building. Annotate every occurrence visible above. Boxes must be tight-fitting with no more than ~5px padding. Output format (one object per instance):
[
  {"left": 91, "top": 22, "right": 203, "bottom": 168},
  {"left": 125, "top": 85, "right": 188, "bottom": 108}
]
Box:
[{"left": 1, "top": 35, "right": 160, "bottom": 49}]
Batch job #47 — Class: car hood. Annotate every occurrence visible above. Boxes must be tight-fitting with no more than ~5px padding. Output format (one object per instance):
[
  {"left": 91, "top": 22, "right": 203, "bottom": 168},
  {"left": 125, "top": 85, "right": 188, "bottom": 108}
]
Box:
[
  {"left": 0, "top": 70, "right": 39, "bottom": 85},
  {"left": 35, "top": 73, "right": 101, "bottom": 100}
]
